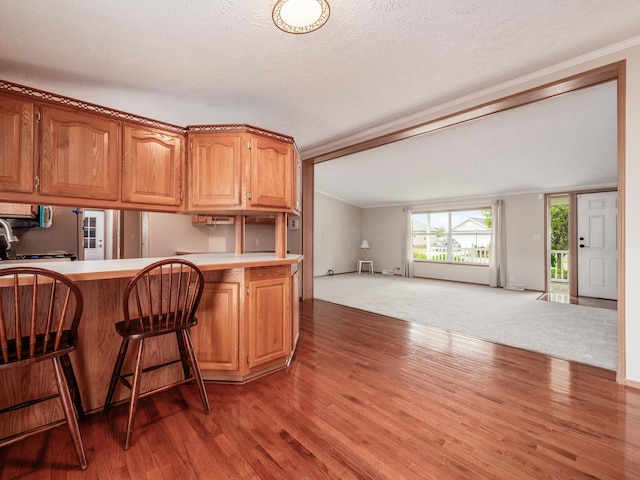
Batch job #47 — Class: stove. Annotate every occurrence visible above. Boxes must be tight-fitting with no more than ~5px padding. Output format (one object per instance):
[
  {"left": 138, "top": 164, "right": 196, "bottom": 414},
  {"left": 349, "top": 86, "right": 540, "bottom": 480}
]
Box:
[
  {"left": 1, "top": 252, "right": 78, "bottom": 264},
  {"left": 15, "top": 252, "right": 77, "bottom": 261}
]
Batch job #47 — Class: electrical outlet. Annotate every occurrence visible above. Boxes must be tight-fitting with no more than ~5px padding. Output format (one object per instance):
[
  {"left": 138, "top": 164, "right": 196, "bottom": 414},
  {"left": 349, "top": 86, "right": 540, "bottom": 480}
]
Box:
[
  {"left": 510, "top": 275, "right": 515, "bottom": 282},
  {"left": 255, "top": 238, "right": 260, "bottom": 246}
]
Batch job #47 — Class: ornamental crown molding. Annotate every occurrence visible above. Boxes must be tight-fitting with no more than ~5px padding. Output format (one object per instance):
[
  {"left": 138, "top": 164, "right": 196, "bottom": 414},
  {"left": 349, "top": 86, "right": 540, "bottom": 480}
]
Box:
[
  {"left": 0, "top": 78, "right": 294, "bottom": 143},
  {"left": 186, "top": 124, "right": 294, "bottom": 143}
]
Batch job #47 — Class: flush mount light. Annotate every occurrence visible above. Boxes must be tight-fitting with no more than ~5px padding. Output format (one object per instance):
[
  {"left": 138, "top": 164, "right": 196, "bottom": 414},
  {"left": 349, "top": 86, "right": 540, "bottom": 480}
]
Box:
[{"left": 271, "top": 0, "right": 330, "bottom": 34}]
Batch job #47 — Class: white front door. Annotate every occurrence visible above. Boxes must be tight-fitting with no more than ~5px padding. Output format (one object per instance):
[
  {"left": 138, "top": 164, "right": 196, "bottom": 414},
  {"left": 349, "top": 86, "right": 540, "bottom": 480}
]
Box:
[
  {"left": 577, "top": 192, "right": 617, "bottom": 299},
  {"left": 83, "top": 209, "right": 105, "bottom": 261}
]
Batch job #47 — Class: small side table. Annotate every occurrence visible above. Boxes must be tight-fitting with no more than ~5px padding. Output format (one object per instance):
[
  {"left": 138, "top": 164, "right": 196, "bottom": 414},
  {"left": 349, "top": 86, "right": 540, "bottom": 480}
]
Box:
[{"left": 358, "top": 259, "right": 374, "bottom": 274}]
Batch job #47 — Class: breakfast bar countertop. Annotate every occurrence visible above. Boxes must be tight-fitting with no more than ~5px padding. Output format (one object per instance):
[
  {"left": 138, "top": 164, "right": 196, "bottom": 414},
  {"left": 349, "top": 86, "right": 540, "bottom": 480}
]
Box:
[{"left": 0, "top": 252, "right": 303, "bottom": 283}]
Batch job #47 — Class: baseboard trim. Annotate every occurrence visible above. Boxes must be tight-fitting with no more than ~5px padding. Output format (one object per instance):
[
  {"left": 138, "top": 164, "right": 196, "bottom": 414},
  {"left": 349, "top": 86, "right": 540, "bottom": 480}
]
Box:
[{"left": 623, "top": 378, "right": 640, "bottom": 390}]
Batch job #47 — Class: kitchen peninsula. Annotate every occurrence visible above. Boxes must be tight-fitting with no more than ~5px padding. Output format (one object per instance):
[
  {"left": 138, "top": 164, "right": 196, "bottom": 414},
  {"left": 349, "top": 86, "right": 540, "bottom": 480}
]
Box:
[
  {"left": 0, "top": 252, "right": 301, "bottom": 439},
  {"left": 0, "top": 78, "right": 304, "bottom": 440}
]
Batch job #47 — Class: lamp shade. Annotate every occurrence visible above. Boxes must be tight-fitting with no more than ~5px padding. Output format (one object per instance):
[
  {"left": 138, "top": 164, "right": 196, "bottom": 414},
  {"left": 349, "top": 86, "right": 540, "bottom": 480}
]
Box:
[{"left": 360, "top": 240, "right": 370, "bottom": 249}]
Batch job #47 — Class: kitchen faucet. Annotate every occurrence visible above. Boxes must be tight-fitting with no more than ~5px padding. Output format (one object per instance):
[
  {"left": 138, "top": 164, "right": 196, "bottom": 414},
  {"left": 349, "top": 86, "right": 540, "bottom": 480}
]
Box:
[{"left": 0, "top": 218, "right": 19, "bottom": 250}]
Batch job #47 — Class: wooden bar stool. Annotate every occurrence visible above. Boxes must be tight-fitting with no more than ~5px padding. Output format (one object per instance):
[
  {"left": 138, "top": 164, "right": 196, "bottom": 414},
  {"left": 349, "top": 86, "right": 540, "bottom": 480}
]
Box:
[
  {"left": 102, "top": 259, "right": 210, "bottom": 450},
  {"left": 0, "top": 267, "right": 87, "bottom": 470}
]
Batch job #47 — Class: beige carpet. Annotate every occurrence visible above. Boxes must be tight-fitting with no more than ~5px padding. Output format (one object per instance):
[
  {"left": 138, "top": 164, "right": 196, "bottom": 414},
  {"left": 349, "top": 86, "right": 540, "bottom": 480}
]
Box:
[{"left": 314, "top": 273, "right": 617, "bottom": 370}]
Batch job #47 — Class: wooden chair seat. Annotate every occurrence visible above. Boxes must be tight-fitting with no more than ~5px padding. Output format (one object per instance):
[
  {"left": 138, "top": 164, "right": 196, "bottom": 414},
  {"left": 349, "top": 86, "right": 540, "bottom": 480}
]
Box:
[
  {"left": 114, "top": 313, "right": 197, "bottom": 339},
  {"left": 1, "top": 333, "right": 74, "bottom": 365},
  {"left": 102, "top": 259, "right": 210, "bottom": 450},
  {"left": 0, "top": 267, "right": 87, "bottom": 470}
]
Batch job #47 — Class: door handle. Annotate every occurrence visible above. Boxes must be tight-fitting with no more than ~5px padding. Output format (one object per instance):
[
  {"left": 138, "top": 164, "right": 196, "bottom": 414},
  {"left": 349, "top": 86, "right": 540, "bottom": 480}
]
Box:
[{"left": 579, "top": 244, "right": 588, "bottom": 248}]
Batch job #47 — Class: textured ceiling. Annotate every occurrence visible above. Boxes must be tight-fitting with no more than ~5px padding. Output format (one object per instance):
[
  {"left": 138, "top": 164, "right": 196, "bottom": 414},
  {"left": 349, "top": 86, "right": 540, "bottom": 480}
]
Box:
[
  {"left": 0, "top": 1, "right": 638, "bottom": 207},
  {"left": 316, "top": 81, "right": 618, "bottom": 207}
]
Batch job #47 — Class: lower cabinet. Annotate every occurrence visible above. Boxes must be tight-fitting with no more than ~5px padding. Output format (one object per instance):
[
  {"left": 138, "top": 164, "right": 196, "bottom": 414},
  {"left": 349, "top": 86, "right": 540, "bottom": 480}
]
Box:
[
  {"left": 247, "top": 266, "right": 290, "bottom": 369},
  {"left": 192, "top": 264, "right": 297, "bottom": 382},
  {"left": 193, "top": 278, "right": 240, "bottom": 372}
]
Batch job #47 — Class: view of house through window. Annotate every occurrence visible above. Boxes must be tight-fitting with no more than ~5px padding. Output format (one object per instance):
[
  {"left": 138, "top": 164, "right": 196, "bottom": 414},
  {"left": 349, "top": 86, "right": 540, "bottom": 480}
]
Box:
[{"left": 412, "top": 208, "right": 492, "bottom": 264}]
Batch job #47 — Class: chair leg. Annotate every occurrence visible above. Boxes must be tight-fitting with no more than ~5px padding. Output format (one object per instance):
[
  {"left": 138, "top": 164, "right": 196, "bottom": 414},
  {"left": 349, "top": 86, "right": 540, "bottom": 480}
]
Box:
[
  {"left": 52, "top": 357, "right": 88, "bottom": 470},
  {"left": 124, "top": 338, "right": 145, "bottom": 451},
  {"left": 59, "top": 354, "right": 84, "bottom": 421},
  {"left": 176, "top": 331, "right": 191, "bottom": 379},
  {"left": 103, "top": 338, "right": 130, "bottom": 414},
  {"left": 182, "top": 329, "right": 210, "bottom": 415}
]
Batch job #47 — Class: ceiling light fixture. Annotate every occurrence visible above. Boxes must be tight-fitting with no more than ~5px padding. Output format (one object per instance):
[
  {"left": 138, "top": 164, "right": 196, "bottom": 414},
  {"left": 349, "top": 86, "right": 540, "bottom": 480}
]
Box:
[{"left": 271, "top": 0, "right": 330, "bottom": 34}]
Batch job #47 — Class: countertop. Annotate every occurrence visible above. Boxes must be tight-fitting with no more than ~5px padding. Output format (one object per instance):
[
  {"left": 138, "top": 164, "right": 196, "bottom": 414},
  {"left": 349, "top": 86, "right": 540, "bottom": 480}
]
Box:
[{"left": 0, "top": 252, "right": 302, "bottom": 283}]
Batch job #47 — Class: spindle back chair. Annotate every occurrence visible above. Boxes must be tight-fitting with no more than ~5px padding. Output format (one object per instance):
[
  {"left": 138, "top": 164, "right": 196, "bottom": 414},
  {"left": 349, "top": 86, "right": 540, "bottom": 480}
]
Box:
[
  {"left": 0, "top": 267, "right": 87, "bottom": 470},
  {"left": 103, "top": 259, "right": 210, "bottom": 450}
]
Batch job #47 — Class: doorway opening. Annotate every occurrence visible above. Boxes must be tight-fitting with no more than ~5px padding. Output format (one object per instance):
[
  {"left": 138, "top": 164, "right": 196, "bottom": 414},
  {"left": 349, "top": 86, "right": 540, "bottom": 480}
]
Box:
[
  {"left": 82, "top": 209, "right": 105, "bottom": 260},
  {"left": 542, "top": 191, "right": 617, "bottom": 310}
]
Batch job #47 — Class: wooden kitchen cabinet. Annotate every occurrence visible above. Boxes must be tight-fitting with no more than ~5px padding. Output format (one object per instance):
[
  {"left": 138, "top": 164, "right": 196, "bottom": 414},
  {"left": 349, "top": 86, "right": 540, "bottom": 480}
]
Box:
[
  {"left": 188, "top": 132, "right": 243, "bottom": 209},
  {"left": 247, "top": 266, "right": 290, "bottom": 369},
  {"left": 122, "top": 124, "right": 184, "bottom": 206},
  {"left": 248, "top": 134, "right": 293, "bottom": 211},
  {"left": 39, "top": 105, "right": 120, "bottom": 200},
  {"left": 193, "top": 277, "right": 241, "bottom": 373},
  {"left": 189, "top": 264, "right": 296, "bottom": 382},
  {"left": 0, "top": 94, "right": 34, "bottom": 194},
  {"left": 187, "top": 128, "right": 295, "bottom": 213},
  {"left": 1, "top": 81, "right": 300, "bottom": 215}
]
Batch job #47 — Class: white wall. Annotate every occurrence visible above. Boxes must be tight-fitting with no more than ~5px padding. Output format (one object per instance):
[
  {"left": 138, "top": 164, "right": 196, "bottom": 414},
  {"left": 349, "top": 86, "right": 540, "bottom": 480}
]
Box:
[
  {"left": 624, "top": 46, "right": 640, "bottom": 382},
  {"left": 146, "top": 212, "right": 210, "bottom": 257},
  {"left": 314, "top": 192, "right": 363, "bottom": 276},
  {"left": 362, "top": 206, "right": 403, "bottom": 273},
  {"left": 504, "top": 193, "right": 546, "bottom": 291},
  {"left": 146, "top": 212, "right": 304, "bottom": 258},
  {"left": 122, "top": 210, "right": 142, "bottom": 259}
]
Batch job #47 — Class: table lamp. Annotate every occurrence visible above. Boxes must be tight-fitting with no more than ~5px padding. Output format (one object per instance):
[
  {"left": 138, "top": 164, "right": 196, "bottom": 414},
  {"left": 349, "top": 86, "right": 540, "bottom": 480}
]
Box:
[{"left": 360, "top": 240, "right": 370, "bottom": 259}]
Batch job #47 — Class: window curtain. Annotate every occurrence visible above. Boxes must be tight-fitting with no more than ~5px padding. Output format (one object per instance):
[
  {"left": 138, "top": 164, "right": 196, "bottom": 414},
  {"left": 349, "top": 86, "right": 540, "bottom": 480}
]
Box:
[
  {"left": 402, "top": 207, "right": 414, "bottom": 277},
  {"left": 489, "top": 199, "right": 506, "bottom": 287}
]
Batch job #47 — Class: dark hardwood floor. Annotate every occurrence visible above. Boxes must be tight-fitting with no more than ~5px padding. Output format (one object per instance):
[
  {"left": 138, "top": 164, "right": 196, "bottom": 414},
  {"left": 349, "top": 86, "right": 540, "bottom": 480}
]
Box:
[{"left": 2, "top": 299, "right": 639, "bottom": 479}]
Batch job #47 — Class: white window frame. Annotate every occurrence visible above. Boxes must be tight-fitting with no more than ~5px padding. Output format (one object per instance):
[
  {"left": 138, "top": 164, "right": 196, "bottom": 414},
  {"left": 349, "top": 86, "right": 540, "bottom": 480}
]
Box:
[{"left": 411, "top": 208, "right": 492, "bottom": 265}]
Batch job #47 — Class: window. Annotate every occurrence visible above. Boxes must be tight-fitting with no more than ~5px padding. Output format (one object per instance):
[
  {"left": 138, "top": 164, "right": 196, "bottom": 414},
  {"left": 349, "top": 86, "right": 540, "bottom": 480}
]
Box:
[
  {"left": 412, "top": 208, "right": 492, "bottom": 264},
  {"left": 83, "top": 216, "right": 97, "bottom": 249}
]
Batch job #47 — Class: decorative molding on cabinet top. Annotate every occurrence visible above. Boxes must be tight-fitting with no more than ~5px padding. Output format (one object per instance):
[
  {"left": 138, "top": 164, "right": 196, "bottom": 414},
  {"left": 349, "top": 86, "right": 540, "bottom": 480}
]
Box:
[
  {"left": 0, "top": 78, "right": 295, "bottom": 143},
  {"left": 0, "top": 78, "right": 183, "bottom": 134},
  {"left": 186, "top": 124, "right": 294, "bottom": 144}
]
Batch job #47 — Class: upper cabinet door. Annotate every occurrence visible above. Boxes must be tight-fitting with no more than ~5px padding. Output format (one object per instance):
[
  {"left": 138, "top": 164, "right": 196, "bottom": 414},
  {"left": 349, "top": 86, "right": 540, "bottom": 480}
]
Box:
[
  {"left": 39, "top": 106, "right": 120, "bottom": 200},
  {"left": 249, "top": 135, "right": 293, "bottom": 210},
  {"left": 188, "top": 133, "right": 243, "bottom": 208},
  {"left": 0, "top": 94, "right": 34, "bottom": 194},
  {"left": 123, "top": 124, "right": 183, "bottom": 206}
]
